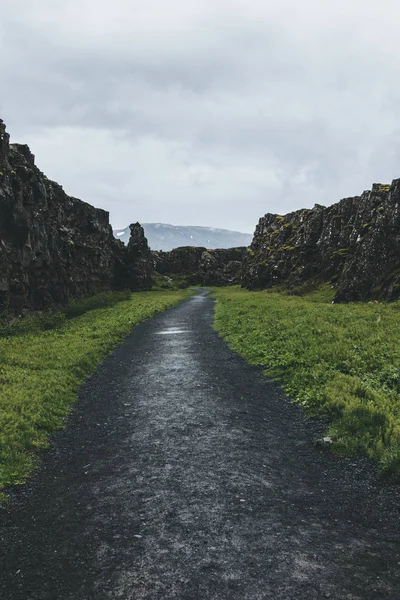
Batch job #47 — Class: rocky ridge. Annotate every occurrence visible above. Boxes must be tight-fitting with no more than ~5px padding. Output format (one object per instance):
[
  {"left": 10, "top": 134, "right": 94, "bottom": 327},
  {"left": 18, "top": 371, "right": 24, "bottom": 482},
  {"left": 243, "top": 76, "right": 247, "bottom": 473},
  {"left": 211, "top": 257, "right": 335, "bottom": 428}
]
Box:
[
  {"left": 0, "top": 119, "right": 153, "bottom": 316},
  {"left": 242, "top": 181, "right": 400, "bottom": 302}
]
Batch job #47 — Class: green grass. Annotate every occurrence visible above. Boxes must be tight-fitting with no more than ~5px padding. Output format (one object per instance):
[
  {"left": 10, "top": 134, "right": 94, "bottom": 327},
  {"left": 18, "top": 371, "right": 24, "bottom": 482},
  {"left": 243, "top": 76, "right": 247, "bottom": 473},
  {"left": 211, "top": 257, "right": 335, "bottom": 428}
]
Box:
[
  {"left": 0, "top": 289, "right": 192, "bottom": 498},
  {"left": 212, "top": 285, "right": 400, "bottom": 477}
]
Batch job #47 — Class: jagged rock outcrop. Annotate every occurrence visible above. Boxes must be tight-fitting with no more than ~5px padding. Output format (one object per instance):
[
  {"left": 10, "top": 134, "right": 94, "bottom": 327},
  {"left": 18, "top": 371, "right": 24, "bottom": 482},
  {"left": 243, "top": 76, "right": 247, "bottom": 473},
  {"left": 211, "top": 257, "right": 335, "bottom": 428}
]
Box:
[
  {"left": 0, "top": 119, "right": 152, "bottom": 316},
  {"left": 114, "top": 223, "right": 153, "bottom": 291},
  {"left": 243, "top": 181, "right": 400, "bottom": 302},
  {"left": 153, "top": 246, "right": 246, "bottom": 286}
]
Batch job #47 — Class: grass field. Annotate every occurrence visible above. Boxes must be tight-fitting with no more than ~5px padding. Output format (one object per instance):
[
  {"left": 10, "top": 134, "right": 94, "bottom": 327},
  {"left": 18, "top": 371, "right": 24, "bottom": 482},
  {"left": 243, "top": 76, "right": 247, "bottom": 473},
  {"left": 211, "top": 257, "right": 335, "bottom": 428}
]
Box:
[
  {"left": 213, "top": 285, "right": 400, "bottom": 477},
  {"left": 0, "top": 289, "right": 192, "bottom": 498}
]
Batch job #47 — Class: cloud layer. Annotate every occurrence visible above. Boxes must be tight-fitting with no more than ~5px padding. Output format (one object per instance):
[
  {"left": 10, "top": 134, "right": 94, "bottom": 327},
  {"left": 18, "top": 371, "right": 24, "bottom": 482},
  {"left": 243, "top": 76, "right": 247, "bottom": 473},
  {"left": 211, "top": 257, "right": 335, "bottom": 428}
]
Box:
[{"left": 1, "top": 0, "right": 400, "bottom": 232}]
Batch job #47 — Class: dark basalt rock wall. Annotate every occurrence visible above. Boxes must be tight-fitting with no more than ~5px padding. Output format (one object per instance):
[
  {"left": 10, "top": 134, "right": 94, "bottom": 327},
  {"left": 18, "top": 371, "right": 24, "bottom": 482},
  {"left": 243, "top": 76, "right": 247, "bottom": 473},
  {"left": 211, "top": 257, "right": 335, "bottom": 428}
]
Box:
[
  {"left": 0, "top": 119, "right": 152, "bottom": 316},
  {"left": 243, "top": 181, "right": 400, "bottom": 302},
  {"left": 153, "top": 246, "right": 246, "bottom": 286}
]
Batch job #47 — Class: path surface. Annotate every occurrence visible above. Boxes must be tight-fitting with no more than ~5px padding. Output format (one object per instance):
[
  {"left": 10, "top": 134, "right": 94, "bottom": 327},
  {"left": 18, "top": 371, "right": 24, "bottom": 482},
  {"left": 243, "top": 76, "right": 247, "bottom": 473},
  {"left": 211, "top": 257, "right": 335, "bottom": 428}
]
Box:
[{"left": 1, "top": 290, "right": 400, "bottom": 599}]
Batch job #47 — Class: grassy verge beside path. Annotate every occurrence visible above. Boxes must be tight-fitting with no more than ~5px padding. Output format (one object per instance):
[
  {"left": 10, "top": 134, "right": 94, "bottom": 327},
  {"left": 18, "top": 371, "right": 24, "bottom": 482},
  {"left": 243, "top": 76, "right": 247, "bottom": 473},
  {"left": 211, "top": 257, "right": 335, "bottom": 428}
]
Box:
[
  {"left": 0, "top": 289, "right": 192, "bottom": 498},
  {"left": 213, "top": 286, "right": 400, "bottom": 477}
]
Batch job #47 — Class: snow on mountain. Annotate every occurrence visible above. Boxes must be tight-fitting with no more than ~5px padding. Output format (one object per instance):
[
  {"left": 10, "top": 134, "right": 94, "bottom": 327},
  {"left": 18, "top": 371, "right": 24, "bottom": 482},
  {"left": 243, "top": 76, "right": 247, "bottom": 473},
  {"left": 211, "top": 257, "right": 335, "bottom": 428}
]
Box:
[{"left": 113, "top": 223, "right": 253, "bottom": 251}]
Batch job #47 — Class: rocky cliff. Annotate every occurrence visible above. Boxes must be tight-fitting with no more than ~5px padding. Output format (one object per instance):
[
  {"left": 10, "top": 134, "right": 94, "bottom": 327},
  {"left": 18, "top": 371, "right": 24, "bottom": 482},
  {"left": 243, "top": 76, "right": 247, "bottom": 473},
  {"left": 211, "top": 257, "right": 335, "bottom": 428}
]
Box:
[
  {"left": 242, "top": 181, "right": 400, "bottom": 302},
  {"left": 153, "top": 246, "right": 246, "bottom": 286},
  {"left": 0, "top": 119, "right": 152, "bottom": 316}
]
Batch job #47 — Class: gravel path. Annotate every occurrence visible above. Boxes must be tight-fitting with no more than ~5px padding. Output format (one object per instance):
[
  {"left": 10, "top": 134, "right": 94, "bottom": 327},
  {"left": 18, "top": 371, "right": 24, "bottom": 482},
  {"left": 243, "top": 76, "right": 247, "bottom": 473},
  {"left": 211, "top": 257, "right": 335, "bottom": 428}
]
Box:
[{"left": 1, "top": 290, "right": 400, "bottom": 599}]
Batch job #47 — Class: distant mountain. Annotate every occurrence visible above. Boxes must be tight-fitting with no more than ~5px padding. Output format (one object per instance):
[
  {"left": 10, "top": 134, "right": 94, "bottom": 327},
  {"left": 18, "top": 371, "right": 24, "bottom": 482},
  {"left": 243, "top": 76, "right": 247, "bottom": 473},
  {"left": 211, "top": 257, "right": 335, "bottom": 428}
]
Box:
[{"left": 113, "top": 223, "right": 253, "bottom": 251}]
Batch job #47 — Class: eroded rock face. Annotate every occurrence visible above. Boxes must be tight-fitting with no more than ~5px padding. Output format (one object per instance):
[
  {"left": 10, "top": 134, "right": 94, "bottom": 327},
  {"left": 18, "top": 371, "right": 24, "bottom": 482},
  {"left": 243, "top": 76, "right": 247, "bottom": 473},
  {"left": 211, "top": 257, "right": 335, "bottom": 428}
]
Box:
[
  {"left": 0, "top": 119, "right": 153, "bottom": 316},
  {"left": 153, "top": 246, "right": 246, "bottom": 286},
  {"left": 242, "top": 182, "right": 400, "bottom": 302}
]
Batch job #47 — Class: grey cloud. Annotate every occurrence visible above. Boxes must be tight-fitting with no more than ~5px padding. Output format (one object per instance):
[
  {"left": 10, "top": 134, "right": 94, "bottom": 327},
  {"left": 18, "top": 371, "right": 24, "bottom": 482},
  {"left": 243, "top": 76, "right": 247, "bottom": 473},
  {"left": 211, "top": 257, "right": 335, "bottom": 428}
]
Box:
[{"left": 1, "top": 0, "right": 400, "bottom": 232}]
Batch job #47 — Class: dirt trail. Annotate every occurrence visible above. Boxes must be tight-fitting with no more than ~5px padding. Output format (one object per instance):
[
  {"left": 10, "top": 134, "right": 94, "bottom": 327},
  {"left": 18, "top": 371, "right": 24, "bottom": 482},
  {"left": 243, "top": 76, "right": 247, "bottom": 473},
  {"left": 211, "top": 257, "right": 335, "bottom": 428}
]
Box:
[{"left": 1, "top": 290, "right": 399, "bottom": 599}]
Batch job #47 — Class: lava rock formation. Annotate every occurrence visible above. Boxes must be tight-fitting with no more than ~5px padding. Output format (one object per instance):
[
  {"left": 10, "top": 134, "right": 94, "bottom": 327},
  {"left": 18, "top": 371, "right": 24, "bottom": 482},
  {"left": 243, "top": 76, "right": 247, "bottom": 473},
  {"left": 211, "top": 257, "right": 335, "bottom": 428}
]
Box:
[
  {"left": 0, "top": 119, "right": 153, "bottom": 316},
  {"left": 242, "top": 182, "right": 400, "bottom": 302}
]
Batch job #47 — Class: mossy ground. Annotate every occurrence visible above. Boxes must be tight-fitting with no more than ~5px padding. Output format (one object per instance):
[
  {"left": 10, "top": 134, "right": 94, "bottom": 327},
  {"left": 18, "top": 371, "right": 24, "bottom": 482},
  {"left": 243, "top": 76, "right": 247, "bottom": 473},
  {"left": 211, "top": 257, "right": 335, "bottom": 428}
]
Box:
[
  {"left": 0, "top": 289, "right": 192, "bottom": 498},
  {"left": 212, "top": 285, "right": 400, "bottom": 477}
]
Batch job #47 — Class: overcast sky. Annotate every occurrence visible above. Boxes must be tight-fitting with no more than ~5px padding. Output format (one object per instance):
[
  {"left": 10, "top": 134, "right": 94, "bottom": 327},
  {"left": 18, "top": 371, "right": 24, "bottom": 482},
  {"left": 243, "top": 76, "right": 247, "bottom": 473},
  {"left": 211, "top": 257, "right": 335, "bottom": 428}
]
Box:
[{"left": 1, "top": 1, "right": 400, "bottom": 233}]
